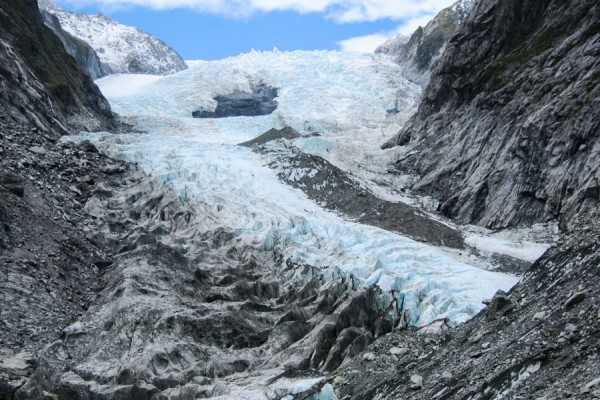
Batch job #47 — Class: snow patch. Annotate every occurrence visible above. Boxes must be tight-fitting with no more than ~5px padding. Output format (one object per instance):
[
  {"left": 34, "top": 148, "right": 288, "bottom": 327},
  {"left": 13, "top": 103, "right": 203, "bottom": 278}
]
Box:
[{"left": 95, "top": 74, "right": 163, "bottom": 98}]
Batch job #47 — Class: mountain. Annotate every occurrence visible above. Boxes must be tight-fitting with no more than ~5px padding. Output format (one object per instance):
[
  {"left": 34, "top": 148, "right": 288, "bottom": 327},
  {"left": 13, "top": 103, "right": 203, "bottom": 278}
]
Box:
[
  {"left": 9, "top": 51, "right": 504, "bottom": 400},
  {"left": 0, "top": 0, "right": 115, "bottom": 133},
  {"left": 331, "top": 0, "right": 600, "bottom": 397},
  {"left": 1, "top": 0, "right": 598, "bottom": 398},
  {"left": 375, "top": 0, "right": 474, "bottom": 86},
  {"left": 38, "top": 0, "right": 188, "bottom": 76},
  {"left": 384, "top": 0, "right": 599, "bottom": 231}
]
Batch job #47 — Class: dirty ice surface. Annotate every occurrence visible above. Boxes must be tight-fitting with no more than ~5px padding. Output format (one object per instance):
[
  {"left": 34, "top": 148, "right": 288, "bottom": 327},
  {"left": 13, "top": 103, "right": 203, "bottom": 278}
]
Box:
[{"left": 93, "top": 50, "right": 518, "bottom": 329}]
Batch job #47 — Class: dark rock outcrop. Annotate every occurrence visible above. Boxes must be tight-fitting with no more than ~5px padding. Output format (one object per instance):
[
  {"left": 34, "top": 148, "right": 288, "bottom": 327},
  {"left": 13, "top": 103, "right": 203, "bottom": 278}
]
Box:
[
  {"left": 384, "top": 0, "right": 599, "bottom": 230},
  {"left": 0, "top": 174, "right": 25, "bottom": 198},
  {"left": 39, "top": 10, "right": 108, "bottom": 80},
  {"left": 375, "top": 0, "right": 474, "bottom": 86},
  {"left": 193, "top": 83, "right": 279, "bottom": 118},
  {"left": 239, "top": 126, "right": 302, "bottom": 147},
  {"left": 0, "top": 0, "right": 116, "bottom": 134}
]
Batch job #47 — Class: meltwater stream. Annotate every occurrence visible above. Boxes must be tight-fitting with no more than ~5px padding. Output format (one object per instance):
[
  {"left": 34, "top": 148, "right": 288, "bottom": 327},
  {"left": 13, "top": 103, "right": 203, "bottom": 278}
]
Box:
[{"left": 64, "top": 51, "right": 518, "bottom": 399}]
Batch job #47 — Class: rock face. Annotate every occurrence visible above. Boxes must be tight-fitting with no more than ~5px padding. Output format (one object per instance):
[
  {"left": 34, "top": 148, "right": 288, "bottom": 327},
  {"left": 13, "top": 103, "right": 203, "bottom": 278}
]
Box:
[
  {"left": 192, "top": 83, "right": 279, "bottom": 118},
  {"left": 0, "top": 0, "right": 115, "bottom": 134},
  {"left": 39, "top": 9, "right": 108, "bottom": 80},
  {"left": 375, "top": 0, "right": 474, "bottom": 86},
  {"left": 238, "top": 126, "right": 302, "bottom": 146},
  {"left": 38, "top": 0, "right": 187, "bottom": 76},
  {"left": 384, "top": 0, "right": 599, "bottom": 230}
]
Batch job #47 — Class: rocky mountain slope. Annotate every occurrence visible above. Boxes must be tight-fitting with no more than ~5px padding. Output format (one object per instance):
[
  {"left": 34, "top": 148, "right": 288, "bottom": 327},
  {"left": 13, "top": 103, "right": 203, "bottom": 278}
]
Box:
[
  {"left": 0, "top": 0, "right": 115, "bottom": 133},
  {"left": 0, "top": 120, "right": 129, "bottom": 399},
  {"left": 375, "top": 0, "right": 474, "bottom": 86},
  {"left": 384, "top": 0, "right": 599, "bottom": 231},
  {"left": 342, "top": 2, "right": 599, "bottom": 395},
  {"left": 38, "top": 0, "right": 187, "bottom": 76},
  {"left": 0, "top": 0, "right": 124, "bottom": 397}
]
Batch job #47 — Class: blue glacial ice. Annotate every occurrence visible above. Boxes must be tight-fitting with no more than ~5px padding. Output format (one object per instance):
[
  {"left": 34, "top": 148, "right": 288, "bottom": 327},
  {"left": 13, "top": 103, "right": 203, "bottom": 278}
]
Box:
[{"left": 89, "top": 50, "right": 518, "bottom": 329}]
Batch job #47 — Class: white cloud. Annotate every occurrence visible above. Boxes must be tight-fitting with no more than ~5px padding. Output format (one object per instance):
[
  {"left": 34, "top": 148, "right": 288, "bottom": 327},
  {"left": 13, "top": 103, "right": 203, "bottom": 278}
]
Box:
[
  {"left": 58, "top": 0, "right": 456, "bottom": 54},
  {"left": 326, "top": 0, "right": 455, "bottom": 23},
  {"left": 336, "top": 12, "right": 444, "bottom": 54},
  {"left": 58, "top": 0, "right": 456, "bottom": 23},
  {"left": 337, "top": 33, "right": 390, "bottom": 53},
  {"left": 396, "top": 13, "right": 438, "bottom": 35}
]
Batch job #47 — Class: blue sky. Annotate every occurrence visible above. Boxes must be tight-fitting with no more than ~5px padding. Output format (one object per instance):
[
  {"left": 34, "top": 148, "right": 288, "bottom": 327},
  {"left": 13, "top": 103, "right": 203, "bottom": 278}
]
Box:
[{"left": 54, "top": 0, "right": 455, "bottom": 60}]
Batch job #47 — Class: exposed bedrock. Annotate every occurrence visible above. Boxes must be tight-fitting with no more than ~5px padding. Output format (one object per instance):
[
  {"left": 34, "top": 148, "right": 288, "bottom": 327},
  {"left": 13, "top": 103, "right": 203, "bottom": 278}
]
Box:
[
  {"left": 13, "top": 169, "right": 403, "bottom": 399},
  {"left": 375, "top": 0, "right": 474, "bottom": 87},
  {"left": 238, "top": 126, "right": 302, "bottom": 147},
  {"left": 192, "top": 83, "right": 279, "bottom": 118},
  {"left": 384, "top": 0, "right": 599, "bottom": 231}
]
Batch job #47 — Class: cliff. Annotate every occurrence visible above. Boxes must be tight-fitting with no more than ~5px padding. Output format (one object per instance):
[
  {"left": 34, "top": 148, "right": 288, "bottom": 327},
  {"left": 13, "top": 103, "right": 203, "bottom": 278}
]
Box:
[
  {"left": 384, "top": 0, "right": 599, "bottom": 230},
  {"left": 0, "top": 0, "right": 115, "bottom": 133}
]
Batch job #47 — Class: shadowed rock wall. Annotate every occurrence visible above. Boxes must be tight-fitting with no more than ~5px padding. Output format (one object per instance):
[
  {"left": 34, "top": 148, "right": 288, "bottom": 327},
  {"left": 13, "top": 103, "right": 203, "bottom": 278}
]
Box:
[{"left": 385, "top": 0, "right": 599, "bottom": 230}]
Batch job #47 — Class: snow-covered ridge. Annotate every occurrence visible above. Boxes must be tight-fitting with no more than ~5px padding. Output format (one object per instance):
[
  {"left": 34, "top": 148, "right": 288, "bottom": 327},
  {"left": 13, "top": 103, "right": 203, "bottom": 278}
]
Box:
[{"left": 38, "top": 0, "right": 187, "bottom": 76}]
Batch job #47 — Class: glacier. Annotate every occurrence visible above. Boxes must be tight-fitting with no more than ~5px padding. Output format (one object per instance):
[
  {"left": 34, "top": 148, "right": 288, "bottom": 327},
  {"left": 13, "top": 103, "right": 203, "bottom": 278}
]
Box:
[
  {"left": 93, "top": 50, "right": 518, "bottom": 326},
  {"left": 59, "top": 50, "right": 521, "bottom": 398}
]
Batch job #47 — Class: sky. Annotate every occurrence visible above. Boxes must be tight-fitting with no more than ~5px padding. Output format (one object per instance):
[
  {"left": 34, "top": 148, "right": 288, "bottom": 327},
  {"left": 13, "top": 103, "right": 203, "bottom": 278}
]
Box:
[{"left": 54, "top": 0, "right": 456, "bottom": 60}]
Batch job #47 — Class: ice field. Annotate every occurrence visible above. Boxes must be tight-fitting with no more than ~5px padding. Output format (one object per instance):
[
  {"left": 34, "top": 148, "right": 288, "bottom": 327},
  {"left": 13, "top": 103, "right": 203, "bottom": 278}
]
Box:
[{"left": 91, "top": 50, "right": 518, "bottom": 329}]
